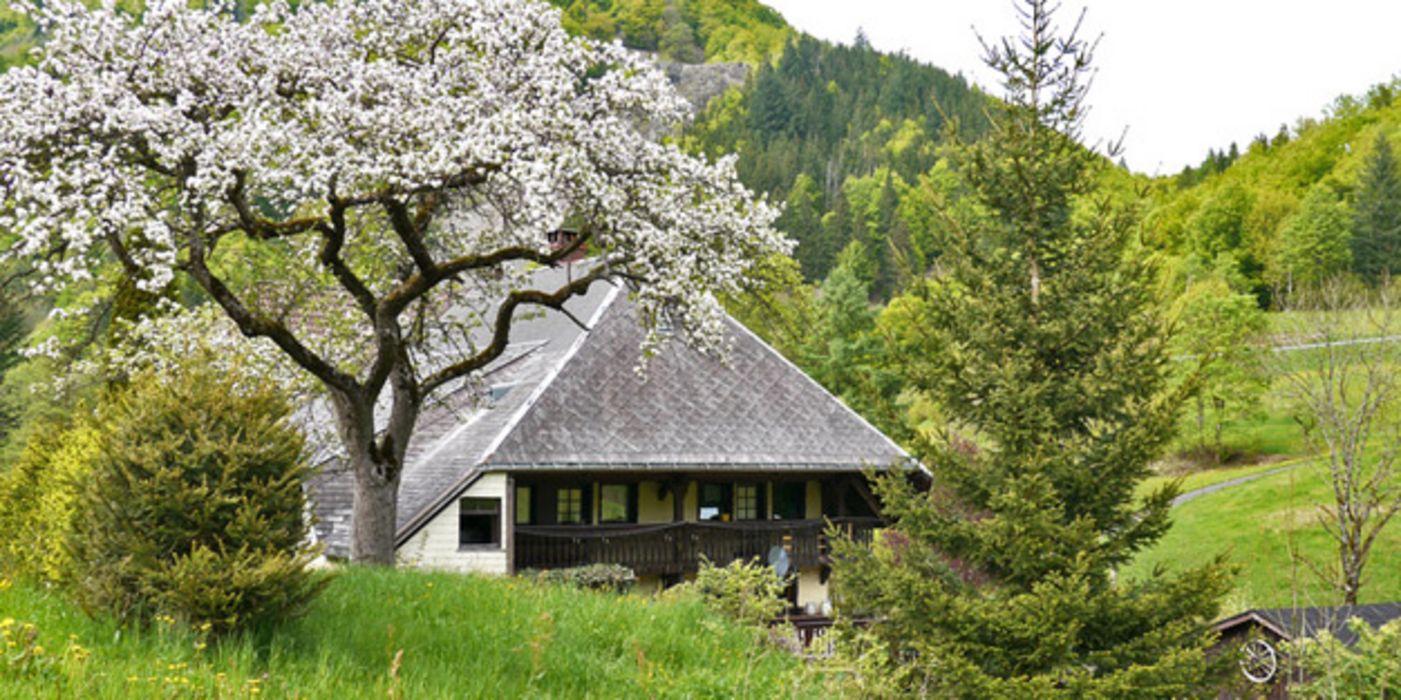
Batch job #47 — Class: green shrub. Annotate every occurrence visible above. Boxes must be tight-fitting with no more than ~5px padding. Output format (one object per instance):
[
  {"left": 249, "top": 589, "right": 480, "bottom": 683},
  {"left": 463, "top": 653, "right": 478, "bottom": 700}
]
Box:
[
  {"left": 68, "top": 360, "right": 328, "bottom": 636},
  {"left": 525, "top": 563, "right": 637, "bottom": 592},
  {"left": 1288, "top": 618, "right": 1401, "bottom": 697},
  {"left": 692, "top": 556, "right": 789, "bottom": 627},
  {"left": 0, "top": 418, "right": 99, "bottom": 584}
]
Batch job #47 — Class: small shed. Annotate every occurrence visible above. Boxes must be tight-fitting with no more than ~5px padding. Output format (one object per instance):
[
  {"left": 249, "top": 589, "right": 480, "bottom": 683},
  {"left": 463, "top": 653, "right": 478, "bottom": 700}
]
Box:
[{"left": 1212, "top": 602, "right": 1401, "bottom": 696}]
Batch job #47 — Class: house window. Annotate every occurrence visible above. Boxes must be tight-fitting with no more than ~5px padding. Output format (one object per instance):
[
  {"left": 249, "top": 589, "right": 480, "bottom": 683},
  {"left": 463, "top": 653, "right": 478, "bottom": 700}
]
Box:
[
  {"left": 459, "top": 498, "right": 501, "bottom": 547},
  {"left": 773, "top": 482, "right": 806, "bottom": 520},
  {"left": 599, "top": 483, "right": 636, "bottom": 523},
  {"left": 515, "top": 485, "right": 533, "bottom": 525},
  {"left": 735, "top": 483, "right": 763, "bottom": 520},
  {"left": 698, "top": 483, "right": 732, "bottom": 521},
  {"left": 557, "top": 487, "right": 586, "bottom": 525}
]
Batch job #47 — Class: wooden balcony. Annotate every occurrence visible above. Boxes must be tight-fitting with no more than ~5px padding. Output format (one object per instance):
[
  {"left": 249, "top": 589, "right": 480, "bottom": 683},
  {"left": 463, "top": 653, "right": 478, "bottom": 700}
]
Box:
[{"left": 514, "top": 517, "right": 881, "bottom": 576}]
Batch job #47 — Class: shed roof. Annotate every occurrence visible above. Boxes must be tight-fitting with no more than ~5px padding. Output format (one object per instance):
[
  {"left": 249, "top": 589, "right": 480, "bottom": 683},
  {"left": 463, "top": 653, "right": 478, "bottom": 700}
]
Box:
[{"left": 1213, "top": 603, "right": 1401, "bottom": 647}]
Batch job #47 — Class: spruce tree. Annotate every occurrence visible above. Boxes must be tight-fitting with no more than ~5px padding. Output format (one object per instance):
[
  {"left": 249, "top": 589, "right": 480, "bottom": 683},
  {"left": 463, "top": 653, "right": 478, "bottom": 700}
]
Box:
[
  {"left": 1351, "top": 133, "right": 1401, "bottom": 285},
  {"left": 831, "top": 2, "right": 1230, "bottom": 695}
]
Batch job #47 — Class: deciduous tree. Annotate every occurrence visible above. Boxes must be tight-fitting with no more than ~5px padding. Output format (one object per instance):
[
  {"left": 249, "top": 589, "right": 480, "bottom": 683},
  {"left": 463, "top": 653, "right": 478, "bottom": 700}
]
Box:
[
  {"left": 1277, "top": 185, "right": 1353, "bottom": 293},
  {"left": 0, "top": 0, "right": 783, "bottom": 564},
  {"left": 1169, "top": 263, "right": 1268, "bottom": 461},
  {"left": 1274, "top": 282, "right": 1401, "bottom": 606}
]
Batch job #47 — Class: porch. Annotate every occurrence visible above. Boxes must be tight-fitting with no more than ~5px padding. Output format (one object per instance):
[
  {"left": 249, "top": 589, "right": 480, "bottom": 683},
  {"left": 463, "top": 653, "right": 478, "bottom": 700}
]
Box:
[{"left": 513, "top": 516, "right": 881, "bottom": 576}]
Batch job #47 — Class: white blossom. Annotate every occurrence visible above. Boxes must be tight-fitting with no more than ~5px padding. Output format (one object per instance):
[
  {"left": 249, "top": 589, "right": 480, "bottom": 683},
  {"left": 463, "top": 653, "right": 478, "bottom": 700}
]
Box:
[
  {"left": 0, "top": 0, "right": 787, "bottom": 392},
  {"left": 0, "top": 0, "right": 787, "bottom": 561}
]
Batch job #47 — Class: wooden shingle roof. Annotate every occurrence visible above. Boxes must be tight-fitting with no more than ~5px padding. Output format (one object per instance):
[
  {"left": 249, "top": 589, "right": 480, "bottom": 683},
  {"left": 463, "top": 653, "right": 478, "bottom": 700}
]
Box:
[{"left": 309, "top": 264, "right": 913, "bottom": 557}]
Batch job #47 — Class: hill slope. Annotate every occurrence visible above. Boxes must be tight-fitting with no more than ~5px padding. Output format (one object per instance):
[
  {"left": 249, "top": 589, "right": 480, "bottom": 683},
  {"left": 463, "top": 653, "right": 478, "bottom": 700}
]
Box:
[
  {"left": 0, "top": 567, "right": 814, "bottom": 698},
  {"left": 1142, "top": 80, "right": 1401, "bottom": 303},
  {"left": 1127, "top": 460, "right": 1401, "bottom": 611}
]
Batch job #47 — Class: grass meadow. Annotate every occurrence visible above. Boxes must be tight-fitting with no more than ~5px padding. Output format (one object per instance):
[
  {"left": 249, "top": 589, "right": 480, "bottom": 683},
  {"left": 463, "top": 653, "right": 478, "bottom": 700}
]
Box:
[
  {"left": 1128, "top": 459, "right": 1401, "bottom": 613},
  {"left": 0, "top": 567, "right": 817, "bottom": 699},
  {"left": 1140, "top": 312, "right": 1401, "bottom": 614}
]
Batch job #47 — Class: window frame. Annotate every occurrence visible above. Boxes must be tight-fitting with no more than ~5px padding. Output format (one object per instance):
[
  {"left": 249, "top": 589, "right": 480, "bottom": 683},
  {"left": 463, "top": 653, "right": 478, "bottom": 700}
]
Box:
[
  {"left": 698, "top": 482, "right": 733, "bottom": 522},
  {"left": 734, "top": 482, "right": 765, "bottom": 521},
  {"left": 598, "top": 483, "right": 638, "bottom": 524},
  {"left": 458, "top": 497, "right": 502, "bottom": 549},
  {"left": 772, "top": 481, "right": 807, "bottom": 520},
  {"left": 556, "top": 486, "right": 587, "bottom": 525}
]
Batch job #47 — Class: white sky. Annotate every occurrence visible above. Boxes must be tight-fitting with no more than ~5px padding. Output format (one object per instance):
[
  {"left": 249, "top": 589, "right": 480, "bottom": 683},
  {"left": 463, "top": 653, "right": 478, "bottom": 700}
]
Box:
[{"left": 762, "top": 1, "right": 1401, "bottom": 175}]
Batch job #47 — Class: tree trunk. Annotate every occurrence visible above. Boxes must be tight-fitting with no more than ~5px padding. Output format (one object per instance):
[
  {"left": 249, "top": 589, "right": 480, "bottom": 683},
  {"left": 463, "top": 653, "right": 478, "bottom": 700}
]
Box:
[
  {"left": 351, "top": 459, "right": 401, "bottom": 565},
  {"left": 332, "top": 389, "right": 414, "bottom": 566},
  {"left": 1196, "top": 395, "right": 1207, "bottom": 452}
]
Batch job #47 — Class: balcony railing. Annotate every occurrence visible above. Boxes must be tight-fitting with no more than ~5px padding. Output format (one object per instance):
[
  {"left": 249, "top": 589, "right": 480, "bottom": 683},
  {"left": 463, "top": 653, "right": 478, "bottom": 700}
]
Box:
[{"left": 514, "top": 517, "right": 881, "bottom": 576}]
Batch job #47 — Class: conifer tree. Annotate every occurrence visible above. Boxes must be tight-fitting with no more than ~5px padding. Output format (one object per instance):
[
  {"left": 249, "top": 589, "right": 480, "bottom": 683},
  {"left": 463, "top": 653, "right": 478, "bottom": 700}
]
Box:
[
  {"left": 69, "top": 358, "right": 328, "bottom": 635},
  {"left": 1351, "top": 133, "right": 1401, "bottom": 285},
  {"left": 831, "top": 2, "right": 1230, "bottom": 695}
]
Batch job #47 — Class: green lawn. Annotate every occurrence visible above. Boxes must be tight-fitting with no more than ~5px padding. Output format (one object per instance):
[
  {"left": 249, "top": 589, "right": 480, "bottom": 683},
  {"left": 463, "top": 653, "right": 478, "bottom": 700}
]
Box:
[
  {"left": 0, "top": 567, "right": 815, "bottom": 699},
  {"left": 1127, "top": 460, "right": 1401, "bottom": 613}
]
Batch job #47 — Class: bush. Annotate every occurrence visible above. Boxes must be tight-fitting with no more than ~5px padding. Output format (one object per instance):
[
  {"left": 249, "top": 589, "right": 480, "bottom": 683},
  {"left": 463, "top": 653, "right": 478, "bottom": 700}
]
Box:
[
  {"left": 1288, "top": 618, "right": 1401, "bottom": 697},
  {"left": 692, "top": 556, "right": 789, "bottom": 627},
  {"left": 68, "top": 360, "right": 328, "bottom": 636},
  {"left": 525, "top": 564, "right": 637, "bottom": 592},
  {"left": 0, "top": 417, "right": 99, "bottom": 584}
]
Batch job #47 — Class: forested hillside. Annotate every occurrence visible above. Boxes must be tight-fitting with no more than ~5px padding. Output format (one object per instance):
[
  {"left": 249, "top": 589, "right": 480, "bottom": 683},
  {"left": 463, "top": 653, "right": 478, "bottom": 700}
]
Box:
[
  {"left": 551, "top": 0, "right": 790, "bottom": 64},
  {"left": 1143, "top": 81, "right": 1401, "bottom": 305},
  {"left": 552, "top": 3, "right": 997, "bottom": 298},
  {"left": 688, "top": 35, "right": 991, "bottom": 295}
]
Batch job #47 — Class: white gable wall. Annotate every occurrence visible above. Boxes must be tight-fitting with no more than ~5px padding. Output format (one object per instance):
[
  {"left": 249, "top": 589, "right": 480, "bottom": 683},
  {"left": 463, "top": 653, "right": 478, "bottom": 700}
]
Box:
[{"left": 396, "top": 472, "right": 509, "bottom": 574}]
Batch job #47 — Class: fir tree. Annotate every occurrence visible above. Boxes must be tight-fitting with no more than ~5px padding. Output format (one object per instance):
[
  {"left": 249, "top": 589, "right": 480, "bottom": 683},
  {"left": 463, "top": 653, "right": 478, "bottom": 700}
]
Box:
[
  {"left": 830, "top": 2, "right": 1230, "bottom": 695},
  {"left": 1351, "top": 133, "right": 1401, "bottom": 285}
]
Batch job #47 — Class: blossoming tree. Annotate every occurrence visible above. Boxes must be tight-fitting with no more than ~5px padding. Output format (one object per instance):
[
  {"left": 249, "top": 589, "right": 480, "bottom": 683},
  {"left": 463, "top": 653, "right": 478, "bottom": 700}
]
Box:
[{"left": 0, "top": 0, "right": 783, "bottom": 564}]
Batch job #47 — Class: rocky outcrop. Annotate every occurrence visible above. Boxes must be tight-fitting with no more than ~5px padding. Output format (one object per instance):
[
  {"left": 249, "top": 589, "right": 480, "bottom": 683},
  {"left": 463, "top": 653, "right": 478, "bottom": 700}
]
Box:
[{"left": 659, "top": 61, "right": 751, "bottom": 115}]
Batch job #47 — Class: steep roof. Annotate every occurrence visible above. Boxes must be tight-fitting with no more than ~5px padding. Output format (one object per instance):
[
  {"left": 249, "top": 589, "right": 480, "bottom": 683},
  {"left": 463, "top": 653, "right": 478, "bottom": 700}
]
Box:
[{"left": 309, "top": 264, "right": 912, "bottom": 557}]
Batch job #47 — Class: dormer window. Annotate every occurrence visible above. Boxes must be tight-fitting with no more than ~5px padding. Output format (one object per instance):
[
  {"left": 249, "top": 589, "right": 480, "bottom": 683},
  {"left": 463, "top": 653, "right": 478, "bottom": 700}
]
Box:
[{"left": 488, "top": 383, "right": 515, "bottom": 404}]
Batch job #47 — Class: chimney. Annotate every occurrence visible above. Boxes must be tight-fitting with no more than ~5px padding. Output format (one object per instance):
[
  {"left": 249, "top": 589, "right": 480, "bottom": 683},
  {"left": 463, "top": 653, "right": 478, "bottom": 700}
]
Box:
[{"left": 547, "top": 229, "right": 588, "bottom": 264}]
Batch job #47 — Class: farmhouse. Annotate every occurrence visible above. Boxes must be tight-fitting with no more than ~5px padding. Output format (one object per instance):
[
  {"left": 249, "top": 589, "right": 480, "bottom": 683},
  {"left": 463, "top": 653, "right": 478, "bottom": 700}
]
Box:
[{"left": 309, "top": 261, "right": 915, "bottom": 609}]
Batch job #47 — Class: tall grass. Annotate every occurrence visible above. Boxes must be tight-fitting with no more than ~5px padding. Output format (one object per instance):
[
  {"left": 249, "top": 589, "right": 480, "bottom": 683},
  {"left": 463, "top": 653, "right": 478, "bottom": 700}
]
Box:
[{"left": 0, "top": 567, "right": 815, "bottom": 699}]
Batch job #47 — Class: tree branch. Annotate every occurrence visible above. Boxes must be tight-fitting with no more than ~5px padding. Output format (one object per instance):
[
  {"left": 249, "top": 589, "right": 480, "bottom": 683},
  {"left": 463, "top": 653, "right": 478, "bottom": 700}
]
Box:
[
  {"left": 381, "top": 228, "right": 592, "bottom": 319},
  {"left": 382, "top": 196, "right": 439, "bottom": 276},
  {"left": 227, "top": 170, "right": 326, "bottom": 240},
  {"left": 316, "top": 200, "right": 378, "bottom": 320},
  {"left": 179, "top": 228, "right": 359, "bottom": 396},
  {"left": 421, "top": 261, "right": 616, "bottom": 394}
]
